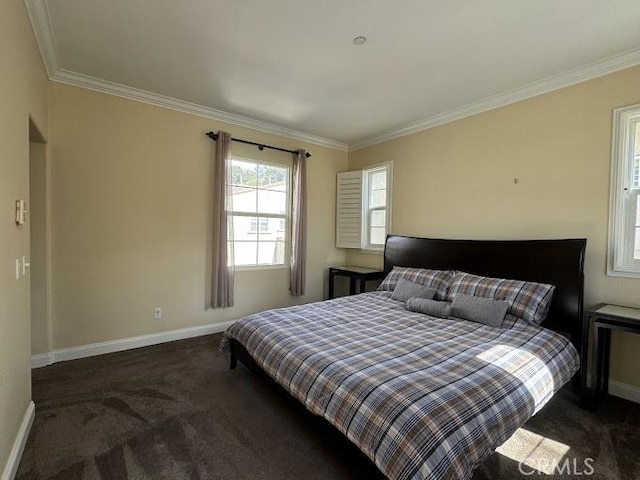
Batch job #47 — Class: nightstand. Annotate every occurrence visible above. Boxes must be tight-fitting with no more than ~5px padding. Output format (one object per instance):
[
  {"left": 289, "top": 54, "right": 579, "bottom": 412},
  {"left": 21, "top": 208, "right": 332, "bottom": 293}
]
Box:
[
  {"left": 587, "top": 303, "right": 640, "bottom": 408},
  {"left": 328, "top": 266, "right": 386, "bottom": 299}
]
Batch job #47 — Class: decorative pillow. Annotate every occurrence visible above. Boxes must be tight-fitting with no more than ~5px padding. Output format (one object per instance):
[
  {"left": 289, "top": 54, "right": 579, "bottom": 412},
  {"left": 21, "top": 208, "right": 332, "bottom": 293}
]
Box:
[
  {"left": 391, "top": 278, "right": 436, "bottom": 302},
  {"left": 406, "top": 298, "right": 451, "bottom": 318},
  {"left": 378, "top": 267, "right": 454, "bottom": 300},
  {"left": 451, "top": 293, "right": 509, "bottom": 327},
  {"left": 446, "top": 272, "right": 555, "bottom": 325}
]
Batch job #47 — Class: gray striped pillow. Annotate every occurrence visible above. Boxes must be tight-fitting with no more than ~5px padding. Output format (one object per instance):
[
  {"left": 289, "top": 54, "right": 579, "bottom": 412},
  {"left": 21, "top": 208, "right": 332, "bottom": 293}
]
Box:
[
  {"left": 451, "top": 293, "right": 509, "bottom": 327},
  {"left": 391, "top": 278, "right": 436, "bottom": 303},
  {"left": 406, "top": 298, "right": 451, "bottom": 318}
]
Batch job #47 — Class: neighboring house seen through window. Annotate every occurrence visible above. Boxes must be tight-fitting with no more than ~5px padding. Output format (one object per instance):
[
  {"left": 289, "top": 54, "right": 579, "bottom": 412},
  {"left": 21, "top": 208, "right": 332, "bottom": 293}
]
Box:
[
  {"left": 608, "top": 104, "right": 640, "bottom": 277},
  {"left": 228, "top": 158, "right": 289, "bottom": 267}
]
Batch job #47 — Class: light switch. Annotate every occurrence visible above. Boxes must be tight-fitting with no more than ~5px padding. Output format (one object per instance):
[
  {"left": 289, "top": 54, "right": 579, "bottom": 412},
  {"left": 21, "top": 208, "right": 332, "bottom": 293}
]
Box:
[
  {"left": 15, "top": 200, "right": 26, "bottom": 225},
  {"left": 22, "top": 256, "right": 30, "bottom": 276}
]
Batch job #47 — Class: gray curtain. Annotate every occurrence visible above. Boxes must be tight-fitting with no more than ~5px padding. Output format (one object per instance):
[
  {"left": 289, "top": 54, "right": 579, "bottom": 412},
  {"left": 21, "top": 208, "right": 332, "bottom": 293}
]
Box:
[
  {"left": 290, "top": 149, "right": 307, "bottom": 296},
  {"left": 211, "top": 131, "right": 234, "bottom": 308}
]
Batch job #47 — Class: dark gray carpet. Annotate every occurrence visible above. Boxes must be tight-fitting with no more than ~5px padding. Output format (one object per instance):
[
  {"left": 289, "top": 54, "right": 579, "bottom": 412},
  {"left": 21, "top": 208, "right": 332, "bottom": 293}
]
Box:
[{"left": 17, "top": 334, "right": 640, "bottom": 480}]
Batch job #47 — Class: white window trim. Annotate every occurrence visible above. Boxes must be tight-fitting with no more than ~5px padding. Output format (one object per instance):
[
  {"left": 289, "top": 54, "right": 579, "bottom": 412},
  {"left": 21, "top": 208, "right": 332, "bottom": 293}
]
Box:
[
  {"left": 235, "top": 263, "right": 289, "bottom": 272},
  {"left": 361, "top": 162, "right": 393, "bottom": 253},
  {"left": 608, "top": 103, "right": 640, "bottom": 278},
  {"left": 229, "top": 156, "right": 291, "bottom": 270}
]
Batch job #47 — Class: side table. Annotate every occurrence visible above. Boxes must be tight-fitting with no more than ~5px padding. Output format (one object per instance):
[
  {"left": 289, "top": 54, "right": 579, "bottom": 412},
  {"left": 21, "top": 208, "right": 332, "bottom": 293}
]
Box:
[
  {"left": 328, "top": 266, "right": 386, "bottom": 299},
  {"left": 587, "top": 303, "right": 640, "bottom": 408}
]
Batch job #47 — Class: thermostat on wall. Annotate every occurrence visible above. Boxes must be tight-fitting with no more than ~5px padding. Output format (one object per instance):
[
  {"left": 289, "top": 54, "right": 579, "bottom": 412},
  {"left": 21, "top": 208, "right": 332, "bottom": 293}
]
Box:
[{"left": 15, "top": 200, "right": 27, "bottom": 225}]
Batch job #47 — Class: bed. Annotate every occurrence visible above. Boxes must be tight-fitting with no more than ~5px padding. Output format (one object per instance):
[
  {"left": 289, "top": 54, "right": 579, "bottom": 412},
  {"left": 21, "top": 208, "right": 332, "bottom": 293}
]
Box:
[{"left": 222, "top": 235, "right": 587, "bottom": 480}]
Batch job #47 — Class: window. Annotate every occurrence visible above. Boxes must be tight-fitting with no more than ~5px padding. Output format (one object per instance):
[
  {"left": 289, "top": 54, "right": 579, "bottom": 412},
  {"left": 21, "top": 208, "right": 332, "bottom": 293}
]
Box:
[
  {"left": 228, "top": 158, "right": 289, "bottom": 267},
  {"left": 608, "top": 104, "right": 640, "bottom": 277},
  {"left": 363, "top": 165, "right": 391, "bottom": 249},
  {"left": 335, "top": 163, "right": 392, "bottom": 251}
]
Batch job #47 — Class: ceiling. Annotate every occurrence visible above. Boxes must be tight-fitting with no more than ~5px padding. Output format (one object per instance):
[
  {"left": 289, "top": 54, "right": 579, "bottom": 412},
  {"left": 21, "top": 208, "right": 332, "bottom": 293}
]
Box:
[{"left": 27, "top": 0, "right": 640, "bottom": 149}]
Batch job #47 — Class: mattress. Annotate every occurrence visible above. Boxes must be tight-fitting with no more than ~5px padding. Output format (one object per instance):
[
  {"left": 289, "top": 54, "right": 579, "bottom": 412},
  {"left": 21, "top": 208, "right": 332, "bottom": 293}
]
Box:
[{"left": 222, "top": 291, "right": 579, "bottom": 480}]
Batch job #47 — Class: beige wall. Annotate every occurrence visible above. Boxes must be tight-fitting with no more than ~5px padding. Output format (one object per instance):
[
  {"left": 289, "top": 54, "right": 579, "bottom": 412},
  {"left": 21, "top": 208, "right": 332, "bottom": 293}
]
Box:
[
  {"left": 48, "top": 83, "right": 346, "bottom": 349},
  {"left": 0, "top": 0, "right": 49, "bottom": 473},
  {"left": 348, "top": 65, "right": 640, "bottom": 387}
]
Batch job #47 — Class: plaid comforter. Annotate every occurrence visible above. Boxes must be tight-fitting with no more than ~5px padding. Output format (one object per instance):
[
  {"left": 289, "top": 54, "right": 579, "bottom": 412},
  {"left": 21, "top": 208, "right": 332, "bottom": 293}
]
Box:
[{"left": 223, "top": 292, "right": 579, "bottom": 480}]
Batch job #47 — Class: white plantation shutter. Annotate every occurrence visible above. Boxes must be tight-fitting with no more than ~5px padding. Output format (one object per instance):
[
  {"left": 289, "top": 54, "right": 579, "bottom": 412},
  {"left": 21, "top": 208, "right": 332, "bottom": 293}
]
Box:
[{"left": 336, "top": 171, "right": 363, "bottom": 248}]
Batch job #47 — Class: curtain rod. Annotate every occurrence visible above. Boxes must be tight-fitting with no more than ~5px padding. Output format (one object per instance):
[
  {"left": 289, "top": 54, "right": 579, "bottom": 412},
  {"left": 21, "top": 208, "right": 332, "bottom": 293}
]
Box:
[{"left": 205, "top": 131, "right": 312, "bottom": 158}]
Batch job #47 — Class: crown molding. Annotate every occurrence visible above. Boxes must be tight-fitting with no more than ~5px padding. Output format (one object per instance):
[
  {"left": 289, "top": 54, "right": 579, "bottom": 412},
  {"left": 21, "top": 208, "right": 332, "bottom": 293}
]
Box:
[
  {"left": 25, "top": 0, "right": 640, "bottom": 153},
  {"left": 350, "top": 46, "right": 640, "bottom": 151},
  {"left": 25, "top": 0, "right": 59, "bottom": 76},
  {"left": 24, "top": 0, "right": 348, "bottom": 152},
  {"left": 51, "top": 69, "right": 349, "bottom": 151}
]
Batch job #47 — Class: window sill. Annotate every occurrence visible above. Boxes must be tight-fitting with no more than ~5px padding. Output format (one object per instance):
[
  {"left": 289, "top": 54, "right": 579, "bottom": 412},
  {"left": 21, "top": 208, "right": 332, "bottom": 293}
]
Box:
[
  {"left": 235, "top": 264, "right": 289, "bottom": 272},
  {"left": 359, "top": 247, "right": 384, "bottom": 255},
  {"left": 606, "top": 267, "right": 640, "bottom": 279}
]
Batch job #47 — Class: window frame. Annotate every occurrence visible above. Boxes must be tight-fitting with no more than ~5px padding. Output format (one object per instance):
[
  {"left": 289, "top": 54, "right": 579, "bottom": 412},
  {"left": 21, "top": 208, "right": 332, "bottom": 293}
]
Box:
[
  {"left": 228, "top": 156, "right": 291, "bottom": 270},
  {"left": 361, "top": 162, "right": 393, "bottom": 252},
  {"left": 608, "top": 103, "right": 640, "bottom": 277}
]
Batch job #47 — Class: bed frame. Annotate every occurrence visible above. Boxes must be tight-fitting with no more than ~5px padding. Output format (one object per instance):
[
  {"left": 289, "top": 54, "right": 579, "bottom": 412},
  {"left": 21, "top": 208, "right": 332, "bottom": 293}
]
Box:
[{"left": 230, "top": 235, "right": 588, "bottom": 402}]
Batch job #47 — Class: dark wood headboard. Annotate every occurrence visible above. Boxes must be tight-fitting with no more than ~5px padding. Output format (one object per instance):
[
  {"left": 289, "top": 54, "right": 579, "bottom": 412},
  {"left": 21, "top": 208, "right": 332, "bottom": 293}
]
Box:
[{"left": 384, "top": 235, "right": 587, "bottom": 349}]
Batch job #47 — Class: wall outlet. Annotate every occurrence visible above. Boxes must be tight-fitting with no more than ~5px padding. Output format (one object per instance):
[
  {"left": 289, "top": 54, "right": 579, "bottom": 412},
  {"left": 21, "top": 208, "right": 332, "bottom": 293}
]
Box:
[{"left": 154, "top": 307, "right": 163, "bottom": 319}]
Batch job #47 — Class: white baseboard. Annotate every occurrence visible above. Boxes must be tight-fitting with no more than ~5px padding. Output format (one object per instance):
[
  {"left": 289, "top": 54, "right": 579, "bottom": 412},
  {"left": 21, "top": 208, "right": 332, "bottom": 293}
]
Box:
[
  {"left": 1, "top": 401, "right": 35, "bottom": 480},
  {"left": 586, "top": 376, "right": 640, "bottom": 404},
  {"left": 31, "top": 321, "right": 235, "bottom": 368},
  {"left": 30, "top": 353, "right": 54, "bottom": 369},
  {"left": 608, "top": 380, "right": 640, "bottom": 404}
]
